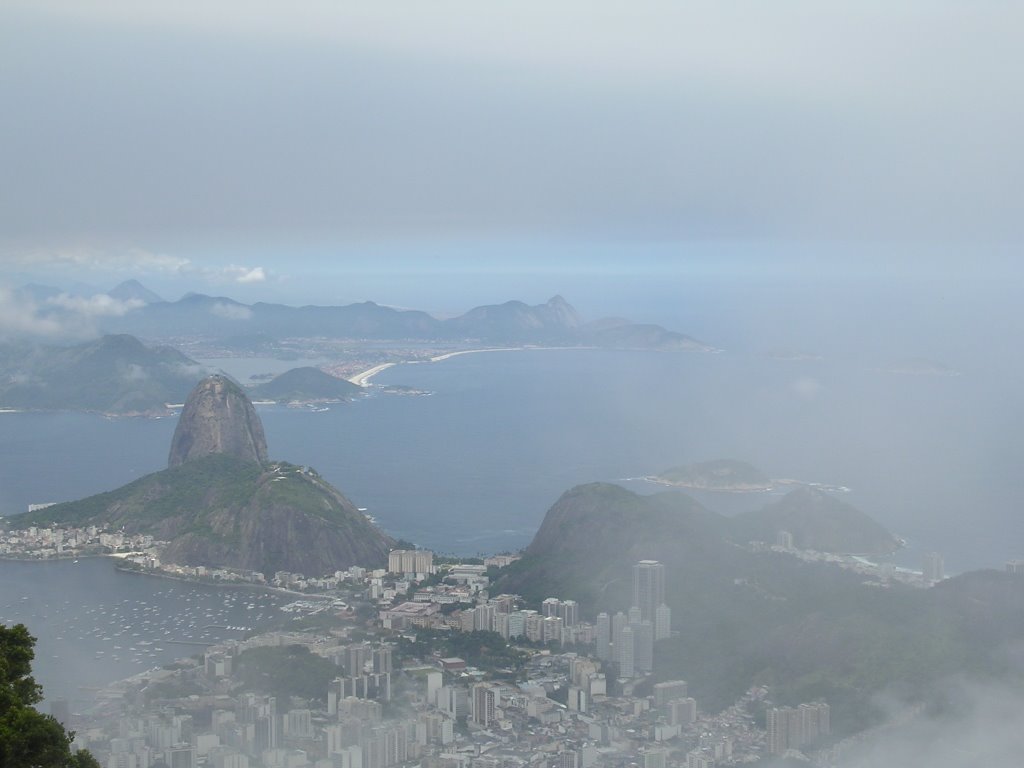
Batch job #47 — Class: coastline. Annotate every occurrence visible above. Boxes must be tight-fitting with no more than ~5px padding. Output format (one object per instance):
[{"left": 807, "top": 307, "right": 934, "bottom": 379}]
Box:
[{"left": 347, "top": 345, "right": 596, "bottom": 387}]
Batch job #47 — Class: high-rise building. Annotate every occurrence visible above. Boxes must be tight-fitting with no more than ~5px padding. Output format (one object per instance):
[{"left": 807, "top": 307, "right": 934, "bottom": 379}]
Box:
[
  {"left": 642, "top": 748, "right": 668, "bottom": 768},
  {"left": 542, "top": 597, "right": 561, "bottom": 617},
  {"left": 595, "top": 613, "right": 611, "bottom": 661},
  {"left": 1006, "top": 560, "right": 1024, "bottom": 575},
  {"left": 618, "top": 625, "right": 635, "bottom": 678},
  {"left": 923, "top": 552, "right": 945, "bottom": 583},
  {"left": 653, "top": 680, "right": 688, "bottom": 706},
  {"left": 559, "top": 599, "right": 579, "bottom": 626},
  {"left": 654, "top": 603, "right": 671, "bottom": 640},
  {"left": 471, "top": 684, "right": 500, "bottom": 728},
  {"left": 629, "top": 619, "right": 653, "bottom": 672},
  {"left": 633, "top": 560, "right": 666, "bottom": 622},
  {"left": 767, "top": 702, "right": 829, "bottom": 754}
]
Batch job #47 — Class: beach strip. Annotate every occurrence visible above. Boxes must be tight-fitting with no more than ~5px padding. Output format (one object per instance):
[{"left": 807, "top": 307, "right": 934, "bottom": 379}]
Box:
[{"left": 348, "top": 362, "right": 396, "bottom": 387}]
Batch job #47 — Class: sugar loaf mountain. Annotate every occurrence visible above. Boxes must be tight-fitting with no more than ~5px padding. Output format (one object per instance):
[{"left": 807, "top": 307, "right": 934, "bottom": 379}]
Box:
[{"left": 17, "top": 375, "right": 391, "bottom": 576}]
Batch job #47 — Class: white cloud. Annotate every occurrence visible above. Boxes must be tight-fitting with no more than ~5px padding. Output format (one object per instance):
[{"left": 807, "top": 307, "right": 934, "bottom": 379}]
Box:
[
  {"left": 793, "top": 377, "right": 822, "bottom": 399},
  {"left": 210, "top": 302, "right": 252, "bottom": 320},
  {"left": 0, "top": 286, "right": 90, "bottom": 340},
  {"left": 6, "top": 248, "right": 190, "bottom": 274},
  {"left": 4, "top": 247, "right": 273, "bottom": 288},
  {"left": 46, "top": 292, "right": 144, "bottom": 317},
  {"left": 233, "top": 266, "right": 266, "bottom": 284}
]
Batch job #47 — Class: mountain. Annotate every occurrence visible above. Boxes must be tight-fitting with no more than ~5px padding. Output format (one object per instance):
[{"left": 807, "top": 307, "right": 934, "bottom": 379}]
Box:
[
  {"left": 15, "top": 376, "right": 391, "bottom": 576},
  {"left": 108, "top": 279, "right": 163, "bottom": 305},
  {"left": 735, "top": 487, "right": 901, "bottom": 555},
  {"left": 655, "top": 459, "right": 772, "bottom": 490},
  {"left": 98, "top": 294, "right": 710, "bottom": 350},
  {"left": 249, "top": 367, "right": 363, "bottom": 403},
  {"left": 496, "top": 484, "right": 1024, "bottom": 732},
  {"left": 441, "top": 295, "right": 583, "bottom": 342},
  {"left": 581, "top": 323, "right": 715, "bottom": 351},
  {"left": 0, "top": 334, "right": 205, "bottom": 414},
  {"left": 168, "top": 375, "right": 268, "bottom": 468}
]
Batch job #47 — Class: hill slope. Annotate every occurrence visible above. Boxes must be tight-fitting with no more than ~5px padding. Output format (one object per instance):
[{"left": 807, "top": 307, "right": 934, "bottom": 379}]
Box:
[
  {"left": 496, "top": 483, "right": 1024, "bottom": 732},
  {"left": 734, "top": 487, "right": 901, "bottom": 555},
  {"left": 0, "top": 334, "right": 204, "bottom": 414},
  {"left": 15, "top": 454, "right": 391, "bottom": 576},
  {"left": 249, "top": 367, "right": 363, "bottom": 403}
]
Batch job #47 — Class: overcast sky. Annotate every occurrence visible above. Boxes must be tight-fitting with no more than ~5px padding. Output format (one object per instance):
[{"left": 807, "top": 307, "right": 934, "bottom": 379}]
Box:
[{"left": 1, "top": 1, "right": 1021, "bottom": 304}]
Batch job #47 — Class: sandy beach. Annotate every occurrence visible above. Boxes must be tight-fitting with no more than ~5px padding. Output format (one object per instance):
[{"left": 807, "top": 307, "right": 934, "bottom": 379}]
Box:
[
  {"left": 348, "top": 345, "right": 593, "bottom": 387},
  {"left": 348, "top": 362, "right": 396, "bottom": 387}
]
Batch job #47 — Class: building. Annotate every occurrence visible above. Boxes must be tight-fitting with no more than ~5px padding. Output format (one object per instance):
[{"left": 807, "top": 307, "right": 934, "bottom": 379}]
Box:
[
  {"left": 388, "top": 549, "right": 435, "bottom": 577},
  {"left": 654, "top": 603, "right": 671, "bottom": 641},
  {"left": 471, "top": 684, "right": 500, "bottom": 727},
  {"left": 633, "top": 560, "right": 666, "bottom": 623},
  {"left": 767, "top": 702, "right": 830, "bottom": 754},
  {"left": 923, "top": 552, "right": 945, "bottom": 583}
]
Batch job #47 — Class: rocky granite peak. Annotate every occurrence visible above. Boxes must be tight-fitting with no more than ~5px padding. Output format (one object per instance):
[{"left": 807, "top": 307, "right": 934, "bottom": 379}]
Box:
[{"left": 168, "top": 375, "right": 268, "bottom": 468}]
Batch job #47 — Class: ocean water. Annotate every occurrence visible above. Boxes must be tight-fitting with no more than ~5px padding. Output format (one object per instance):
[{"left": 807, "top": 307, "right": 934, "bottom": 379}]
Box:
[
  {"left": 2, "top": 347, "right": 1020, "bottom": 569},
  {"left": 2, "top": 343, "right": 1023, "bottom": 704},
  {"left": 0, "top": 557, "right": 290, "bottom": 710}
]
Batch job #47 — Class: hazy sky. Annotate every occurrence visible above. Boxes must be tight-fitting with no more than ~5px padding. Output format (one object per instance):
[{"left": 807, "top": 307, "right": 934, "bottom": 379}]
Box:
[{"left": 1, "top": 1, "right": 1021, "bottom": 305}]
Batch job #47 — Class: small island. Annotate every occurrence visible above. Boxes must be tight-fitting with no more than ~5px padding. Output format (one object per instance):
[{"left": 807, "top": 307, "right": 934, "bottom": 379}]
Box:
[{"left": 649, "top": 459, "right": 774, "bottom": 491}]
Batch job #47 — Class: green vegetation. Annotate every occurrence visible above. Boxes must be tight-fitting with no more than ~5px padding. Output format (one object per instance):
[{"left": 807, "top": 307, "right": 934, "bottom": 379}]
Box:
[
  {"left": 234, "top": 645, "right": 339, "bottom": 703},
  {"left": 0, "top": 334, "right": 202, "bottom": 414},
  {"left": 396, "top": 630, "right": 528, "bottom": 680},
  {"left": 0, "top": 624, "right": 101, "bottom": 768},
  {"left": 250, "top": 366, "right": 362, "bottom": 402},
  {"left": 14, "top": 454, "right": 263, "bottom": 531},
  {"left": 496, "top": 483, "right": 1024, "bottom": 733}
]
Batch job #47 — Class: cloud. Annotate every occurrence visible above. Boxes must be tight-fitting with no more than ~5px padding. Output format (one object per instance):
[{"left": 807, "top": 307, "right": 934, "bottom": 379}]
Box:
[
  {"left": 5, "top": 248, "right": 190, "bottom": 274},
  {"left": 232, "top": 266, "right": 266, "bottom": 284},
  {"left": 793, "top": 377, "right": 822, "bottom": 399},
  {"left": 210, "top": 301, "right": 252, "bottom": 320},
  {"left": 0, "top": 286, "right": 80, "bottom": 340},
  {"left": 46, "top": 292, "right": 144, "bottom": 317},
  {"left": 833, "top": 676, "right": 1024, "bottom": 768},
  {"left": 122, "top": 363, "right": 149, "bottom": 381},
  {"left": 4, "top": 248, "right": 273, "bottom": 288}
]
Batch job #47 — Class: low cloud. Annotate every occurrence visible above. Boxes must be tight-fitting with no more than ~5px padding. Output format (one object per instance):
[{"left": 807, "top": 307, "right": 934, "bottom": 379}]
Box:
[
  {"left": 6, "top": 248, "right": 273, "bottom": 288},
  {"left": 232, "top": 266, "right": 266, "bottom": 284},
  {"left": 46, "top": 292, "right": 144, "bottom": 317},
  {"left": 210, "top": 302, "right": 252, "bottom": 320},
  {"left": 122, "top": 363, "right": 149, "bottom": 382},
  {"left": 793, "top": 377, "right": 822, "bottom": 399},
  {"left": 0, "top": 286, "right": 81, "bottom": 340},
  {"left": 833, "top": 677, "right": 1024, "bottom": 768}
]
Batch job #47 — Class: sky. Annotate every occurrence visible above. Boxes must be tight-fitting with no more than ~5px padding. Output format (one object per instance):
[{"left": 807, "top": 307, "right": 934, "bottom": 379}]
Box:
[{"left": 0, "top": 1, "right": 1021, "bottom": 309}]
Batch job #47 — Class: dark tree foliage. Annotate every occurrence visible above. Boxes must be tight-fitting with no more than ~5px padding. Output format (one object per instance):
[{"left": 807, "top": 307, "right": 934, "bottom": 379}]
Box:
[
  {"left": 0, "top": 624, "right": 101, "bottom": 768},
  {"left": 234, "top": 645, "right": 338, "bottom": 703}
]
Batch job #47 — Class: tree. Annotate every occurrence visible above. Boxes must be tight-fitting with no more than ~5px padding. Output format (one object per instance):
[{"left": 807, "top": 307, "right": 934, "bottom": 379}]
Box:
[{"left": 0, "top": 624, "right": 100, "bottom": 768}]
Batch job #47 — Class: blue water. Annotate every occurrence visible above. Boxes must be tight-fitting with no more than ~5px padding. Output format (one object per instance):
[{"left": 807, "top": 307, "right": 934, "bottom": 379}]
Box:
[
  {"left": 2, "top": 347, "right": 1020, "bottom": 569},
  {"left": 0, "top": 557, "right": 290, "bottom": 710},
  {"left": 1, "top": 342, "right": 1023, "bottom": 706}
]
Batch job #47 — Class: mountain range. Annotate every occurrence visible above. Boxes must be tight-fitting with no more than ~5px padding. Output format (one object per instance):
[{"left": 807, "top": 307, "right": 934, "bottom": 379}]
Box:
[{"left": 23, "top": 282, "right": 712, "bottom": 350}]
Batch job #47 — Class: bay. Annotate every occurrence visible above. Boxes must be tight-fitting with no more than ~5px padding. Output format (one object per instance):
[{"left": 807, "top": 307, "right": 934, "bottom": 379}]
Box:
[{"left": 2, "top": 345, "right": 1023, "bottom": 702}]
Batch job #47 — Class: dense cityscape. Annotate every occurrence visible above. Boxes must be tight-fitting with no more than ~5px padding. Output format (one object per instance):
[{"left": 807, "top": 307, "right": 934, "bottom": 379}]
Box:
[{"left": 1, "top": 528, "right": 850, "bottom": 768}]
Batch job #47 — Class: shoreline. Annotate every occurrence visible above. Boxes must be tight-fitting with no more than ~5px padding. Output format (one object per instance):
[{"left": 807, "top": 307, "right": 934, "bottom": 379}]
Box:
[{"left": 347, "top": 345, "right": 596, "bottom": 387}]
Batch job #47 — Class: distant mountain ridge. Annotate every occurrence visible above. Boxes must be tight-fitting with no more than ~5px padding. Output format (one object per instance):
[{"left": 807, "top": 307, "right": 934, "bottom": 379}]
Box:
[
  {"left": 0, "top": 334, "right": 206, "bottom": 414},
  {"left": 85, "top": 288, "right": 712, "bottom": 350}
]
